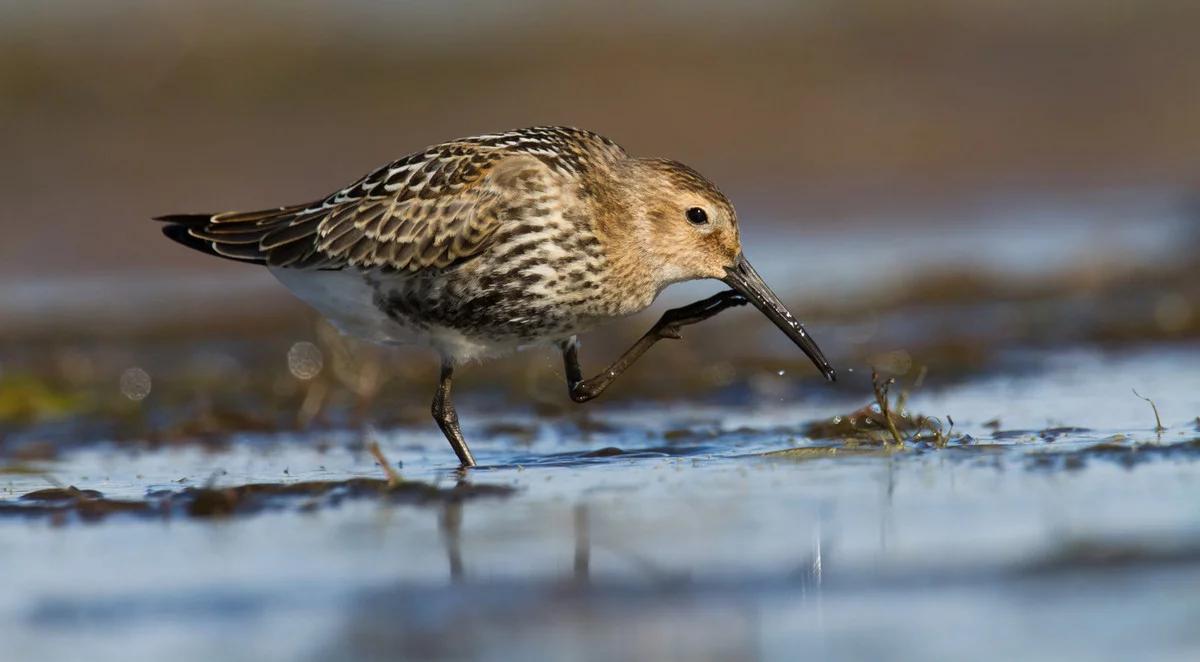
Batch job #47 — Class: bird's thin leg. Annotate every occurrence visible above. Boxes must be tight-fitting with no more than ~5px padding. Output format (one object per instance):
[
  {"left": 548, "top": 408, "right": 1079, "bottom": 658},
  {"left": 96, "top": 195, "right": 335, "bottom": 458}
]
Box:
[
  {"left": 432, "top": 360, "right": 476, "bottom": 467},
  {"left": 561, "top": 289, "right": 747, "bottom": 403}
]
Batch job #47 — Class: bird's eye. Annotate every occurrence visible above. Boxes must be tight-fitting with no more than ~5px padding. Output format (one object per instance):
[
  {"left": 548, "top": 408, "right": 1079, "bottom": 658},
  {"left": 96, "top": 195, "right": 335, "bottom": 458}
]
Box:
[{"left": 685, "top": 207, "right": 709, "bottom": 225}]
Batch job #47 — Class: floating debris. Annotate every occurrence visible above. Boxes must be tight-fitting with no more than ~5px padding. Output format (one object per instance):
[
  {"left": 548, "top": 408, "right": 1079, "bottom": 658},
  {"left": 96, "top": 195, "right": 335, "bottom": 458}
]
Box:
[
  {"left": 871, "top": 370, "right": 905, "bottom": 445},
  {"left": 1038, "top": 427, "right": 1092, "bottom": 442},
  {"left": 367, "top": 440, "right": 403, "bottom": 488},
  {"left": 764, "top": 446, "right": 898, "bottom": 461},
  {"left": 1132, "top": 388, "right": 1167, "bottom": 433},
  {"left": 580, "top": 446, "right": 624, "bottom": 457}
]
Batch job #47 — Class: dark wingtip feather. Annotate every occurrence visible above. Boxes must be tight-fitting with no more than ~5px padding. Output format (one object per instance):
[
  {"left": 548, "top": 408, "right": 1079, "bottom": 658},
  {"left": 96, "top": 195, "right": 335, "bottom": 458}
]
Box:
[
  {"left": 160, "top": 220, "right": 269, "bottom": 265},
  {"left": 153, "top": 213, "right": 214, "bottom": 225},
  {"left": 161, "top": 223, "right": 217, "bottom": 255}
]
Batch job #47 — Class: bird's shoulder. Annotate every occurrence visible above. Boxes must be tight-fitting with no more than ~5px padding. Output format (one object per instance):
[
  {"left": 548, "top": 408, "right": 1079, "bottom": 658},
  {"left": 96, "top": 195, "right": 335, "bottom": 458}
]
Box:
[
  {"left": 325, "top": 125, "right": 623, "bottom": 209},
  {"left": 309, "top": 127, "right": 625, "bottom": 268},
  {"left": 175, "top": 127, "right": 624, "bottom": 271},
  {"left": 450, "top": 126, "right": 627, "bottom": 175}
]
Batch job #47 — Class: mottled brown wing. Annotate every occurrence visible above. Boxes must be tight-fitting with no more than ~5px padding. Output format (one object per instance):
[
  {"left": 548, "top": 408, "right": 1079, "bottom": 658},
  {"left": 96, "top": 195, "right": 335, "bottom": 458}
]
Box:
[{"left": 160, "top": 145, "right": 551, "bottom": 271}]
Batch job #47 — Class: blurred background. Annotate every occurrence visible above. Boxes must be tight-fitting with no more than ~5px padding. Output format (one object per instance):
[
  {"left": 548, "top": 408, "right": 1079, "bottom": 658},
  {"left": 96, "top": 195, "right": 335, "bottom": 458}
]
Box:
[
  {"left": 3, "top": 0, "right": 1198, "bottom": 323},
  {"left": 3, "top": 3, "right": 1200, "bottom": 661}
]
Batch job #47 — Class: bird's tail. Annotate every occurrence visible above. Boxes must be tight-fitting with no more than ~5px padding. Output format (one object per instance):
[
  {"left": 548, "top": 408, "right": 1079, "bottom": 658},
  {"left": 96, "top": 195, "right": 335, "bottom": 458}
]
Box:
[
  {"left": 154, "top": 204, "right": 318, "bottom": 267},
  {"left": 155, "top": 213, "right": 254, "bottom": 262}
]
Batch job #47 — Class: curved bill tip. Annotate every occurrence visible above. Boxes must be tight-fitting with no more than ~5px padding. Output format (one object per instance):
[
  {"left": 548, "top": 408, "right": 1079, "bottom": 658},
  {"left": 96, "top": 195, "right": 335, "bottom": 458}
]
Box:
[{"left": 722, "top": 255, "right": 836, "bottom": 382}]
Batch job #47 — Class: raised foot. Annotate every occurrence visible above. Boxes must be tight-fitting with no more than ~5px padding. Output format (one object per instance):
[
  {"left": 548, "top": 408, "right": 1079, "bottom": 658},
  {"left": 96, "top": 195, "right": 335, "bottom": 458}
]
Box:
[
  {"left": 563, "top": 289, "right": 748, "bottom": 405},
  {"left": 570, "top": 378, "right": 607, "bottom": 403},
  {"left": 653, "top": 289, "right": 748, "bottom": 340}
]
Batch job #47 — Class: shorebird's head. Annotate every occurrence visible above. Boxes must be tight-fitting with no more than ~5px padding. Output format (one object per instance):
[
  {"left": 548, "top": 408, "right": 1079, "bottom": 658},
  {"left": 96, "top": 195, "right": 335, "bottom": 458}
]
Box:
[
  {"left": 618, "top": 158, "right": 836, "bottom": 381},
  {"left": 622, "top": 158, "right": 742, "bottom": 282}
]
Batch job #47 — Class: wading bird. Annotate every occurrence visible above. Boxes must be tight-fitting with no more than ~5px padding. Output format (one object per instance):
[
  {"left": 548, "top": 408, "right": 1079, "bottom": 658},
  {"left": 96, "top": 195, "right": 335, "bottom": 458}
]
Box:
[{"left": 158, "top": 126, "right": 835, "bottom": 467}]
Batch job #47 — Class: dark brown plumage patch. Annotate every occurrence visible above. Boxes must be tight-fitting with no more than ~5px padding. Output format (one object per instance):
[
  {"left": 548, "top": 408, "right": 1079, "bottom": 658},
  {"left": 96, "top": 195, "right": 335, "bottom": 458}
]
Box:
[{"left": 155, "top": 126, "right": 629, "bottom": 274}]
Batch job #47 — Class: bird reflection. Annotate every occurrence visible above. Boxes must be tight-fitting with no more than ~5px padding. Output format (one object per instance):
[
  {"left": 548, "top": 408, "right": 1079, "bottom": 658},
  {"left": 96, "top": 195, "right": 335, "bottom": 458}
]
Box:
[
  {"left": 438, "top": 497, "right": 465, "bottom": 583},
  {"left": 436, "top": 496, "right": 831, "bottom": 597},
  {"left": 573, "top": 503, "right": 590, "bottom": 584},
  {"left": 436, "top": 496, "right": 594, "bottom": 586}
]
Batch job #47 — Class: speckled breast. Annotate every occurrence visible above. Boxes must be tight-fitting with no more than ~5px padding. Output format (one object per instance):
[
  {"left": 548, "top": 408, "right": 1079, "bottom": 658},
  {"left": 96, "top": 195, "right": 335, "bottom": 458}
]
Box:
[{"left": 369, "top": 208, "right": 620, "bottom": 344}]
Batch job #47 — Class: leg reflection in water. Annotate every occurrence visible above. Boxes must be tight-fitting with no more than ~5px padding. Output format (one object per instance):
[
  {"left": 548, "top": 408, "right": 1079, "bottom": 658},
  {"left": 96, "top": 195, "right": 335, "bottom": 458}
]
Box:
[
  {"left": 574, "top": 503, "right": 590, "bottom": 584},
  {"left": 436, "top": 498, "right": 596, "bottom": 586},
  {"left": 439, "top": 498, "right": 464, "bottom": 583}
]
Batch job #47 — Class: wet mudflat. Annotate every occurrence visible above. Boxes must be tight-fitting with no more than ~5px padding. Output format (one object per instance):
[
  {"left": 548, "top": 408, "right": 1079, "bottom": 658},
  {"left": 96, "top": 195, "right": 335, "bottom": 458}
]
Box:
[
  {"left": 3, "top": 345, "right": 1200, "bottom": 662},
  {"left": 3, "top": 202, "right": 1200, "bottom": 661}
]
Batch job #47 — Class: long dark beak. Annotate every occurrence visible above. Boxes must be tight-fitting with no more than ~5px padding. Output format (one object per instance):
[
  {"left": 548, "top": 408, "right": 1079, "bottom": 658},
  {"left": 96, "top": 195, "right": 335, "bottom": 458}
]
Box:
[{"left": 722, "top": 254, "right": 836, "bottom": 382}]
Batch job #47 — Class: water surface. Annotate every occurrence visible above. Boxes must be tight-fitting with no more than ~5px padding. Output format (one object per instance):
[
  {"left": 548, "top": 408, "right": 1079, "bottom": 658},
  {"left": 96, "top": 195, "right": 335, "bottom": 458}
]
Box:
[{"left": 3, "top": 347, "right": 1199, "bottom": 661}]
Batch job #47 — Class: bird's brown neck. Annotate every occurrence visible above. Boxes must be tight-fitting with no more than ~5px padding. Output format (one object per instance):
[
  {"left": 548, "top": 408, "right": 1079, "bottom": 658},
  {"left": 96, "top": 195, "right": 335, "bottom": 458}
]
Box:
[{"left": 581, "top": 160, "right": 664, "bottom": 315}]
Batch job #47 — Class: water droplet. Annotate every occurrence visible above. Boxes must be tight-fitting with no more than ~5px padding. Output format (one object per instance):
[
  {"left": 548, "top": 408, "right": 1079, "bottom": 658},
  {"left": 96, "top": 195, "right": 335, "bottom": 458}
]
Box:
[
  {"left": 120, "top": 367, "right": 151, "bottom": 401},
  {"left": 288, "top": 341, "right": 324, "bottom": 380},
  {"left": 776, "top": 369, "right": 786, "bottom": 376}
]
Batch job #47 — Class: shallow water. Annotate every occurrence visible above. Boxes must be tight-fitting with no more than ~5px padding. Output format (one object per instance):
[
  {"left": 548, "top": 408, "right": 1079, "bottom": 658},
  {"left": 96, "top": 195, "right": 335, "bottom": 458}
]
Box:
[{"left": 3, "top": 346, "right": 1199, "bottom": 661}]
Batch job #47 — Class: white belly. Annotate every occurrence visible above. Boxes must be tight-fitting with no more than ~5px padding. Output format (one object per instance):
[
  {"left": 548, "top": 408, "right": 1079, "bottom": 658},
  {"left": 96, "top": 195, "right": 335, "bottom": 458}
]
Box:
[
  {"left": 269, "top": 268, "right": 532, "bottom": 362},
  {"left": 270, "top": 268, "right": 414, "bottom": 344}
]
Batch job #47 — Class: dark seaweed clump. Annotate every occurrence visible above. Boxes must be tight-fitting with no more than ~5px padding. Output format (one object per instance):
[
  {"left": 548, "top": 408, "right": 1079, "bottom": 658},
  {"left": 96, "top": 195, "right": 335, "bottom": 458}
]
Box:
[
  {"left": 801, "top": 370, "right": 964, "bottom": 447},
  {"left": 1, "top": 478, "right": 515, "bottom": 524},
  {"left": 1026, "top": 438, "right": 1200, "bottom": 471}
]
